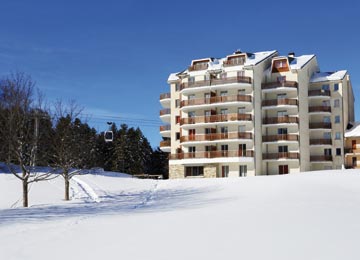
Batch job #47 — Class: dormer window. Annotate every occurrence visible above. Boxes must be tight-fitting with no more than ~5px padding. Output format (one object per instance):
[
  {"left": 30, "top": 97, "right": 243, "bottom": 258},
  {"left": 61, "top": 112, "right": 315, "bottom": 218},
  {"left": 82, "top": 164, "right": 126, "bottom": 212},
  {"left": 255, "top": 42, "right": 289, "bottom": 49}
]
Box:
[
  {"left": 224, "top": 54, "right": 246, "bottom": 67},
  {"left": 189, "top": 59, "right": 210, "bottom": 71},
  {"left": 272, "top": 59, "right": 290, "bottom": 73}
]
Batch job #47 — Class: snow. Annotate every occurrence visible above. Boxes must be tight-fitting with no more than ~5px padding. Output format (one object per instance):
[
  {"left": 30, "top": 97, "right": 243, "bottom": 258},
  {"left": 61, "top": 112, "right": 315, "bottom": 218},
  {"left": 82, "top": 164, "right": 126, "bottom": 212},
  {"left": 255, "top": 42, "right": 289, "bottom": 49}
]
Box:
[
  {"left": 167, "top": 72, "right": 180, "bottom": 82},
  {"left": 243, "top": 50, "right": 277, "bottom": 67},
  {"left": 1, "top": 169, "right": 360, "bottom": 260},
  {"left": 345, "top": 122, "right": 360, "bottom": 137},
  {"left": 289, "top": 54, "right": 315, "bottom": 70},
  {"left": 311, "top": 70, "right": 347, "bottom": 83}
]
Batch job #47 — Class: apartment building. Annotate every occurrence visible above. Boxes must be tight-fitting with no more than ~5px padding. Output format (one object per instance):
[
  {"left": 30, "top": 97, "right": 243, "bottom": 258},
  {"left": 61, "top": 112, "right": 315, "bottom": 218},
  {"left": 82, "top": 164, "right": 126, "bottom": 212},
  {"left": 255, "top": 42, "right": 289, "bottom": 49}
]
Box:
[
  {"left": 345, "top": 123, "right": 360, "bottom": 169},
  {"left": 159, "top": 50, "right": 355, "bottom": 178}
]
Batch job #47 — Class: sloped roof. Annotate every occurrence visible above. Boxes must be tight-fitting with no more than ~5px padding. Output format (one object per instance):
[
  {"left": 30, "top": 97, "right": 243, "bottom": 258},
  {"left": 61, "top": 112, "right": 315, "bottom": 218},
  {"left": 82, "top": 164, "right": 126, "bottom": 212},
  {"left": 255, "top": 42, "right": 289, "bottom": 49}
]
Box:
[{"left": 310, "top": 70, "right": 347, "bottom": 83}]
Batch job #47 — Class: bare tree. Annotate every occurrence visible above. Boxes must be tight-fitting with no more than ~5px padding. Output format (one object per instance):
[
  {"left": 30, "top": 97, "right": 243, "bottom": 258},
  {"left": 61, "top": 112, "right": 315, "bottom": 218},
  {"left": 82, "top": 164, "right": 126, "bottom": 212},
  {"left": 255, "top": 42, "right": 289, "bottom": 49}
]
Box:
[
  {"left": 52, "top": 100, "right": 88, "bottom": 201},
  {"left": 0, "top": 72, "right": 56, "bottom": 207}
]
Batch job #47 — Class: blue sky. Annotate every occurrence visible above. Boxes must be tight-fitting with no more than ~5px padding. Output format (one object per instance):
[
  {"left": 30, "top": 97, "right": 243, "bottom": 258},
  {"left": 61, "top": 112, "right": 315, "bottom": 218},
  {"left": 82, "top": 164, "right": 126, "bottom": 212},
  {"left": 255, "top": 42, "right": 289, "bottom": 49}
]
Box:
[{"left": 0, "top": 0, "right": 359, "bottom": 147}]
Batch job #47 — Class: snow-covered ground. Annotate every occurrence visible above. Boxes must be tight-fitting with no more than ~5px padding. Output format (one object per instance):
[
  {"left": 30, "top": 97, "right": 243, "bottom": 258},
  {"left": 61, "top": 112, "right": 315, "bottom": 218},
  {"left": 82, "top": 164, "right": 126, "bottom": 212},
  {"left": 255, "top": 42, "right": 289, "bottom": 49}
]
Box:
[{"left": 1, "top": 169, "right": 360, "bottom": 260}]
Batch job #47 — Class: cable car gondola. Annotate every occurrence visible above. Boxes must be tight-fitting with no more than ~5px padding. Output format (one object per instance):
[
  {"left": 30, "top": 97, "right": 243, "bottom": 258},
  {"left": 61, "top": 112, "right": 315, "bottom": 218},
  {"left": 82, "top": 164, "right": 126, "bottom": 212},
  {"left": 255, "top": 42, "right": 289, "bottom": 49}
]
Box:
[{"left": 104, "top": 122, "right": 114, "bottom": 142}]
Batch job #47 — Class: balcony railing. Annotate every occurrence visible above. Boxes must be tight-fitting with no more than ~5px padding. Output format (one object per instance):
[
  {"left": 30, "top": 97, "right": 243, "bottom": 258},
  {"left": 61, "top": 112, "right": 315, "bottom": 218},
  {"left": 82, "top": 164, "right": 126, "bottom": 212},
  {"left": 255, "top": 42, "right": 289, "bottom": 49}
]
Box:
[
  {"left": 262, "top": 99, "right": 298, "bottom": 107},
  {"left": 310, "top": 155, "right": 333, "bottom": 162},
  {"left": 261, "top": 81, "right": 298, "bottom": 90},
  {"left": 344, "top": 148, "right": 360, "bottom": 154},
  {"left": 188, "top": 64, "right": 208, "bottom": 71},
  {"left": 180, "top": 94, "right": 252, "bottom": 107},
  {"left": 309, "top": 106, "right": 331, "bottom": 113},
  {"left": 180, "top": 76, "right": 252, "bottom": 91},
  {"left": 262, "top": 134, "right": 299, "bottom": 142},
  {"left": 309, "top": 122, "right": 332, "bottom": 129},
  {"left": 160, "top": 109, "right": 171, "bottom": 116},
  {"left": 223, "top": 59, "right": 245, "bottom": 67},
  {"left": 180, "top": 132, "right": 253, "bottom": 143},
  {"left": 262, "top": 116, "right": 299, "bottom": 125},
  {"left": 262, "top": 152, "right": 300, "bottom": 160},
  {"left": 169, "top": 150, "right": 254, "bottom": 160},
  {"left": 160, "top": 125, "right": 171, "bottom": 132},
  {"left": 160, "top": 140, "right": 171, "bottom": 147},
  {"left": 310, "top": 139, "right": 332, "bottom": 145},
  {"left": 308, "top": 90, "right": 331, "bottom": 97},
  {"left": 160, "top": 93, "right": 171, "bottom": 100},
  {"left": 180, "top": 113, "right": 252, "bottom": 125}
]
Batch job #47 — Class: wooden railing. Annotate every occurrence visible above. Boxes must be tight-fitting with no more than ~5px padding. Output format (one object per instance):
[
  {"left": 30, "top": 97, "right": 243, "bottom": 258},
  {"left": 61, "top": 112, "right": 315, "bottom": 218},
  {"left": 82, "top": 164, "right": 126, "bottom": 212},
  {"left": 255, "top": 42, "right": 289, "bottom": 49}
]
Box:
[
  {"left": 308, "top": 90, "right": 331, "bottom": 97},
  {"left": 309, "top": 122, "right": 332, "bottom": 129},
  {"left": 160, "top": 125, "right": 171, "bottom": 132},
  {"left": 180, "top": 132, "right": 253, "bottom": 143},
  {"left": 262, "top": 152, "right": 299, "bottom": 160},
  {"left": 160, "top": 109, "right": 171, "bottom": 116},
  {"left": 188, "top": 64, "right": 208, "bottom": 71},
  {"left": 170, "top": 150, "right": 254, "bottom": 160},
  {"left": 262, "top": 116, "right": 299, "bottom": 124},
  {"left": 262, "top": 134, "right": 299, "bottom": 142},
  {"left": 310, "top": 155, "right": 333, "bottom": 162},
  {"left": 262, "top": 99, "right": 298, "bottom": 107},
  {"left": 310, "top": 139, "right": 332, "bottom": 145},
  {"left": 180, "top": 76, "right": 252, "bottom": 90},
  {"left": 309, "top": 106, "right": 331, "bottom": 113},
  {"left": 344, "top": 148, "right": 360, "bottom": 154},
  {"left": 261, "top": 81, "right": 298, "bottom": 90},
  {"left": 181, "top": 94, "right": 252, "bottom": 107},
  {"left": 160, "top": 140, "right": 171, "bottom": 147},
  {"left": 180, "top": 113, "right": 252, "bottom": 125},
  {"left": 160, "top": 93, "right": 171, "bottom": 100}
]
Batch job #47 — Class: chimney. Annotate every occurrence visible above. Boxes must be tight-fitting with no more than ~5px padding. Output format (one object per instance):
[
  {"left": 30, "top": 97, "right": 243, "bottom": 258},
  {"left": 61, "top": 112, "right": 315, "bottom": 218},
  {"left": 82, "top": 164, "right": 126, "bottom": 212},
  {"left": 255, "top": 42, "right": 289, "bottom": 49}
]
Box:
[
  {"left": 234, "top": 49, "right": 242, "bottom": 54},
  {"left": 288, "top": 52, "right": 295, "bottom": 58}
]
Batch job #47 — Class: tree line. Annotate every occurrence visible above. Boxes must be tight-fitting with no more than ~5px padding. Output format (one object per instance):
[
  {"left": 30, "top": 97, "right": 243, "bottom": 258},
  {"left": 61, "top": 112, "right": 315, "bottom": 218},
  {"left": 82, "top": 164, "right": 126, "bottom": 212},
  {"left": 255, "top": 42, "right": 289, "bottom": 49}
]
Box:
[{"left": 0, "top": 72, "right": 168, "bottom": 207}]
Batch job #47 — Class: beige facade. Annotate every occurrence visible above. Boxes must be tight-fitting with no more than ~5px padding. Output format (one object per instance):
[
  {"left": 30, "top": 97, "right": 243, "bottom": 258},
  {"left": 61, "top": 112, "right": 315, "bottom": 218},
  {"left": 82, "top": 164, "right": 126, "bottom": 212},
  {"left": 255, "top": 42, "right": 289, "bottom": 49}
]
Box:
[
  {"left": 344, "top": 124, "right": 360, "bottom": 169},
  {"left": 159, "top": 50, "right": 355, "bottom": 178}
]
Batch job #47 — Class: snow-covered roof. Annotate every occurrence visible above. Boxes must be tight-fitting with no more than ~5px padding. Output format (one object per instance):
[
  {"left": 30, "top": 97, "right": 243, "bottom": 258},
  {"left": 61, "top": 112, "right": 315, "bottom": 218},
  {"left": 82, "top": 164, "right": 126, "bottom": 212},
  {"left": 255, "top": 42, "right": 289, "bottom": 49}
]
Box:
[
  {"left": 345, "top": 122, "right": 360, "bottom": 137},
  {"left": 167, "top": 73, "right": 180, "bottom": 82},
  {"left": 289, "top": 55, "right": 315, "bottom": 70},
  {"left": 244, "top": 50, "right": 277, "bottom": 67},
  {"left": 310, "top": 70, "right": 347, "bottom": 83}
]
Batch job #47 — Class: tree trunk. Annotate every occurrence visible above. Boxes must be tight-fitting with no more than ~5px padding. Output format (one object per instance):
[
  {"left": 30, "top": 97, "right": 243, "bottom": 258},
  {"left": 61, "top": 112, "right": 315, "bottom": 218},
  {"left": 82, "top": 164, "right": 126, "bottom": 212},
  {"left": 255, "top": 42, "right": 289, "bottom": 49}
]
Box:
[
  {"left": 23, "top": 179, "right": 29, "bottom": 207},
  {"left": 65, "top": 178, "right": 70, "bottom": 201}
]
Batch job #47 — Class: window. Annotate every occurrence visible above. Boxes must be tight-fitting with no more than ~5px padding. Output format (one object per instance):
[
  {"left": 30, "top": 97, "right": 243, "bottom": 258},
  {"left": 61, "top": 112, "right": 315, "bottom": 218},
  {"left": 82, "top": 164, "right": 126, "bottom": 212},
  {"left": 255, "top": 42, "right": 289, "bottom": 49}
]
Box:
[
  {"left": 323, "top": 132, "right": 331, "bottom": 139},
  {"left": 220, "top": 126, "right": 228, "bottom": 134},
  {"left": 220, "top": 91, "right": 228, "bottom": 96},
  {"left": 335, "top": 132, "right": 341, "bottom": 140},
  {"left": 188, "top": 94, "right": 195, "bottom": 100},
  {"left": 278, "top": 128, "right": 288, "bottom": 135},
  {"left": 221, "top": 166, "right": 229, "bottom": 178},
  {"left": 175, "top": 83, "right": 180, "bottom": 91},
  {"left": 323, "top": 116, "right": 331, "bottom": 123},
  {"left": 205, "top": 128, "right": 212, "bottom": 135},
  {"left": 189, "top": 146, "right": 196, "bottom": 153},
  {"left": 175, "top": 99, "right": 180, "bottom": 108},
  {"left": 239, "top": 144, "right": 246, "bottom": 156},
  {"left": 322, "top": 84, "right": 330, "bottom": 91},
  {"left": 176, "top": 132, "right": 180, "bottom": 140},
  {"left": 185, "top": 166, "right": 204, "bottom": 177},
  {"left": 238, "top": 125, "right": 246, "bottom": 132},
  {"left": 221, "top": 145, "right": 228, "bottom": 156},
  {"left": 188, "top": 111, "right": 195, "bottom": 118},
  {"left": 324, "top": 149, "right": 332, "bottom": 156},
  {"left": 237, "top": 70, "right": 245, "bottom": 77},
  {"left": 220, "top": 108, "right": 228, "bottom": 115},
  {"left": 277, "top": 93, "right": 287, "bottom": 99},
  {"left": 204, "top": 110, "right": 211, "bottom": 117},
  {"left": 335, "top": 115, "right": 340, "bottom": 123},
  {"left": 188, "top": 77, "right": 195, "bottom": 83},
  {"left": 204, "top": 93, "right": 211, "bottom": 99},
  {"left": 238, "top": 89, "right": 246, "bottom": 95},
  {"left": 334, "top": 83, "right": 339, "bottom": 91},
  {"left": 279, "top": 165, "right": 289, "bottom": 175},
  {"left": 278, "top": 146, "right": 288, "bottom": 153},
  {"left": 238, "top": 107, "right": 246, "bottom": 114},
  {"left": 336, "top": 148, "right": 341, "bottom": 156},
  {"left": 334, "top": 99, "right": 340, "bottom": 108},
  {"left": 204, "top": 74, "right": 210, "bottom": 81},
  {"left": 239, "top": 165, "right": 247, "bottom": 177},
  {"left": 277, "top": 76, "right": 286, "bottom": 83},
  {"left": 277, "top": 110, "right": 287, "bottom": 117},
  {"left": 175, "top": 116, "right": 180, "bottom": 124}
]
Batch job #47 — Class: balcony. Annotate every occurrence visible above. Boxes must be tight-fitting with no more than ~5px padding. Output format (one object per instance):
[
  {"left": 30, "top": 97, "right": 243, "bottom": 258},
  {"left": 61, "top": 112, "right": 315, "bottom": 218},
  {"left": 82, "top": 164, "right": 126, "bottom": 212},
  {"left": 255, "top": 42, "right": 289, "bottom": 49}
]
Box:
[
  {"left": 223, "top": 59, "right": 245, "bottom": 67},
  {"left": 160, "top": 93, "right": 171, "bottom": 100},
  {"left": 188, "top": 63, "right": 208, "bottom": 72},
  {"left": 262, "top": 134, "right": 299, "bottom": 142},
  {"left": 262, "top": 99, "right": 298, "bottom": 107},
  {"left": 180, "top": 94, "right": 252, "bottom": 108},
  {"left": 309, "top": 106, "right": 331, "bottom": 113},
  {"left": 180, "top": 132, "right": 253, "bottom": 143},
  {"left": 309, "top": 122, "right": 332, "bottom": 129},
  {"left": 261, "top": 81, "right": 298, "bottom": 90},
  {"left": 262, "top": 116, "right": 299, "bottom": 125},
  {"left": 308, "top": 90, "right": 331, "bottom": 97},
  {"left": 310, "top": 155, "right": 333, "bottom": 162},
  {"left": 180, "top": 113, "right": 252, "bottom": 125},
  {"left": 310, "top": 139, "right": 332, "bottom": 145},
  {"left": 160, "top": 92, "right": 171, "bottom": 108},
  {"left": 344, "top": 148, "right": 360, "bottom": 154},
  {"left": 160, "top": 125, "right": 171, "bottom": 132},
  {"left": 262, "top": 152, "right": 299, "bottom": 160},
  {"left": 180, "top": 76, "right": 252, "bottom": 91},
  {"left": 160, "top": 140, "right": 171, "bottom": 147},
  {"left": 160, "top": 108, "right": 171, "bottom": 116},
  {"left": 170, "top": 150, "right": 254, "bottom": 160}
]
